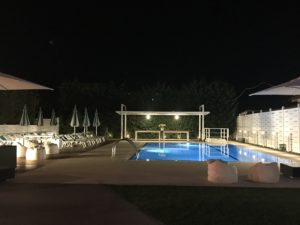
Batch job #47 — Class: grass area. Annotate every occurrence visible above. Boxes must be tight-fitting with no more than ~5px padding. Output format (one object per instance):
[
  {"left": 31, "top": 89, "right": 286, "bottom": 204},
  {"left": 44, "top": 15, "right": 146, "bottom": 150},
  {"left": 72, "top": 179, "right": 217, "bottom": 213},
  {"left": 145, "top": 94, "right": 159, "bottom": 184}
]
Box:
[{"left": 109, "top": 185, "right": 300, "bottom": 225}]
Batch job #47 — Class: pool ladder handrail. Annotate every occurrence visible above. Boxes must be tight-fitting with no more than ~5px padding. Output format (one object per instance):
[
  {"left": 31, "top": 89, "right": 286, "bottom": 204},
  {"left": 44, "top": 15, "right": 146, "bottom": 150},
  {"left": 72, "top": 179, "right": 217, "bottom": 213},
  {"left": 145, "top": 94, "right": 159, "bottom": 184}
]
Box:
[{"left": 111, "top": 138, "right": 138, "bottom": 157}]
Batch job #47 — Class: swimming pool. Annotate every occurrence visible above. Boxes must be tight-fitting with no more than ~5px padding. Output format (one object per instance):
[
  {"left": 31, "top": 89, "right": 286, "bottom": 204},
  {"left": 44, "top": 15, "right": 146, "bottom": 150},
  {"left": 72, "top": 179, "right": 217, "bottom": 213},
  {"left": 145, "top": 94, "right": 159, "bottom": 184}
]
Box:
[{"left": 131, "top": 142, "right": 296, "bottom": 164}]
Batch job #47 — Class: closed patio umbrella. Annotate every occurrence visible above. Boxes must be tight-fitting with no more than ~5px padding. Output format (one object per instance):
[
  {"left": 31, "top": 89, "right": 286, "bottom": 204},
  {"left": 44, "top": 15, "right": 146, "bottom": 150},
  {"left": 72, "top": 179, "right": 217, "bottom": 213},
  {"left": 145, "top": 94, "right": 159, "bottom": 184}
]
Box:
[
  {"left": 37, "top": 107, "right": 43, "bottom": 126},
  {"left": 82, "top": 107, "right": 90, "bottom": 135},
  {"left": 50, "top": 109, "right": 57, "bottom": 126},
  {"left": 19, "top": 104, "right": 30, "bottom": 126},
  {"left": 92, "top": 109, "right": 101, "bottom": 136},
  {"left": 19, "top": 104, "right": 30, "bottom": 145},
  {"left": 70, "top": 105, "right": 79, "bottom": 137}
]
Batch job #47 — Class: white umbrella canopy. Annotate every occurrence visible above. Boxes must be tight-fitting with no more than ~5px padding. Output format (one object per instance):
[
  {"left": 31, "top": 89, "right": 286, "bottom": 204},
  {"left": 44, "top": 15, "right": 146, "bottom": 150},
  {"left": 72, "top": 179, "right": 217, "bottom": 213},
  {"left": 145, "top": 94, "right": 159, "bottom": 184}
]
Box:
[
  {"left": 82, "top": 107, "right": 90, "bottom": 135},
  {"left": 0, "top": 72, "right": 53, "bottom": 90},
  {"left": 92, "top": 109, "right": 101, "bottom": 136},
  {"left": 250, "top": 77, "right": 300, "bottom": 96},
  {"left": 37, "top": 107, "right": 43, "bottom": 126},
  {"left": 70, "top": 105, "right": 80, "bottom": 137}
]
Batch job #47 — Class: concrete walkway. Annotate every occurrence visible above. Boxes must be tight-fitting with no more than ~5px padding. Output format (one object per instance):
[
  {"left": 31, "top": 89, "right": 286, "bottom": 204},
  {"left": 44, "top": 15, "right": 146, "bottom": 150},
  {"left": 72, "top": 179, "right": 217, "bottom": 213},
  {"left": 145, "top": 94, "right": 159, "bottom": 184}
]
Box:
[
  {"left": 0, "top": 183, "right": 163, "bottom": 225},
  {"left": 12, "top": 141, "right": 300, "bottom": 188},
  {"left": 3, "top": 140, "right": 300, "bottom": 225},
  {"left": 1, "top": 142, "right": 165, "bottom": 225}
]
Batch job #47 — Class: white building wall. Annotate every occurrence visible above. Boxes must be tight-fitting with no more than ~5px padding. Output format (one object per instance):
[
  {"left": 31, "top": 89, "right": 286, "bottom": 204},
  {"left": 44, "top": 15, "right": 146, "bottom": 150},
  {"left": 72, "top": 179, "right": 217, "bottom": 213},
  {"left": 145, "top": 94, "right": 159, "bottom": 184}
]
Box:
[
  {"left": 0, "top": 118, "right": 59, "bottom": 135},
  {"left": 236, "top": 105, "right": 300, "bottom": 153}
]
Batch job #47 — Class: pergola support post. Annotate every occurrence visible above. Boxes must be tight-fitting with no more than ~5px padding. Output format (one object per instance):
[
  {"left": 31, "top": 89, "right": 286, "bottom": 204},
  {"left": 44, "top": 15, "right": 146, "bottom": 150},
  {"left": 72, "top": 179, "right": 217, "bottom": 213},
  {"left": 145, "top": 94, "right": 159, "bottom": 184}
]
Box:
[
  {"left": 199, "top": 105, "right": 205, "bottom": 141},
  {"left": 118, "top": 104, "right": 209, "bottom": 141},
  {"left": 120, "top": 104, "right": 127, "bottom": 139}
]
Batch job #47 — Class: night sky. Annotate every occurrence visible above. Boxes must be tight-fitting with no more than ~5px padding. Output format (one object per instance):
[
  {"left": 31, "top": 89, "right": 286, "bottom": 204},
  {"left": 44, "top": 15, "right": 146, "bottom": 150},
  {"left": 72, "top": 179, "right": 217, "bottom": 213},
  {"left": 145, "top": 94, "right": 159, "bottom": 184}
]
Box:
[{"left": 1, "top": 5, "right": 300, "bottom": 109}]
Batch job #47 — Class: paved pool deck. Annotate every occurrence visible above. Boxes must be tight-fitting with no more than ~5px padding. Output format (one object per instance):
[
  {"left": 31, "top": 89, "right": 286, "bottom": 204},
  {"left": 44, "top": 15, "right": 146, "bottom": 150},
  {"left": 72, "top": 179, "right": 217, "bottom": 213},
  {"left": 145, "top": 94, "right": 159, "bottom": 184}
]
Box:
[
  {"left": 2, "top": 140, "right": 300, "bottom": 225},
  {"left": 12, "top": 141, "right": 300, "bottom": 187}
]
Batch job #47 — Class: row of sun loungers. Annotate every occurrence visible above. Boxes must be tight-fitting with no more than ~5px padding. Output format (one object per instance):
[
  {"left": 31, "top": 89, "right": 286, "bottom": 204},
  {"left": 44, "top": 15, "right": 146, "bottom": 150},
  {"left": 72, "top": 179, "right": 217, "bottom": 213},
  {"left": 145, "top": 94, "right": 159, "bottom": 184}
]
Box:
[
  {"left": 0, "top": 132, "right": 107, "bottom": 160},
  {"left": 59, "top": 134, "right": 106, "bottom": 151}
]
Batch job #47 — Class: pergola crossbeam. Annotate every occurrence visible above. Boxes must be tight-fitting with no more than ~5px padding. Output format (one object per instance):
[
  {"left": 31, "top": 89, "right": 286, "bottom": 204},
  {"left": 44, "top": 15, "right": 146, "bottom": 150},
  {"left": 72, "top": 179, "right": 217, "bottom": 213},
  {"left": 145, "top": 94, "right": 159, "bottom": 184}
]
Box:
[{"left": 116, "top": 105, "right": 210, "bottom": 140}]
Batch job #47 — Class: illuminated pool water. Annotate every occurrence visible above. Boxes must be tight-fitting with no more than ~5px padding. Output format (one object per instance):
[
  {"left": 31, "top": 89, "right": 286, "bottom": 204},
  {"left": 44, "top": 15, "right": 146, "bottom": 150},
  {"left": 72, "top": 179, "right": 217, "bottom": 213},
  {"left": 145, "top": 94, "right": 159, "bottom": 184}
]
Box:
[{"left": 131, "top": 142, "right": 296, "bottom": 164}]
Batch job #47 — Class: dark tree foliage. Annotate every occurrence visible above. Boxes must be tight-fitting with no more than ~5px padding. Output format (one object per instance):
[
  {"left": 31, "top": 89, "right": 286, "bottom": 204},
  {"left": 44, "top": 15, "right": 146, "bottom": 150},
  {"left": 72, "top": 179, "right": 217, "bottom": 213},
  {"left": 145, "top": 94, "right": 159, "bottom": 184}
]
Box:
[
  {"left": 0, "top": 91, "right": 39, "bottom": 124},
  {"left": 56, "top": 79, "right": 237, "bottom": 137},
  {"left": 58, "top": 81, "right": 122, "bottom": 135},
  {"left": 0, "top": 80, "right": 237, "bottom": 138}
]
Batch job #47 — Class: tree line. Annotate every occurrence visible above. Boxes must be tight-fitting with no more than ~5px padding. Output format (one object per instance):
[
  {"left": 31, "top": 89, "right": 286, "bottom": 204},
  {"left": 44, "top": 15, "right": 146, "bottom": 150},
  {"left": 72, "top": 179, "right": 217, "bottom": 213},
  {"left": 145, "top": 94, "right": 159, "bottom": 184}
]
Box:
[{"left": 0, "top": 79, "right": 238, "bottom": 138}]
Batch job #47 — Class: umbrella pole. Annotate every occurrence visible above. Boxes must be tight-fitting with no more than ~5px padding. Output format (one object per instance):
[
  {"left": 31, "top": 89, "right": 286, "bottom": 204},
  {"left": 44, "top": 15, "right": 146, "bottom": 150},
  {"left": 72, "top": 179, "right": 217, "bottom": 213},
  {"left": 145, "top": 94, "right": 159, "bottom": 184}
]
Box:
[
  {"left": 96, "top": 127, "right": 98, "bottom": 136},
  {"left": 74, "top": 127, "right": 76, "bottom": 139}
]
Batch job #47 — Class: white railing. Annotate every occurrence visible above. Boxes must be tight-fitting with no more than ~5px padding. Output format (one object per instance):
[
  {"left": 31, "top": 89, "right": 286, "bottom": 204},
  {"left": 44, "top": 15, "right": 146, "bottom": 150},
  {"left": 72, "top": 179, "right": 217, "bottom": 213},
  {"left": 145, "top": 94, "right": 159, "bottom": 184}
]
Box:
[
  {"left": 135, "top": 130, "right": 190, "bottom": 141},
  {"left": 204, "top": 128, "right": 229, "bottom": 141},
  {"left": 163, "top": 130, "right": 189, "bottom": 141},
  {"left": 112, "top": 138, "right": 138, "bottom": 157},
  {"left": 135, "top": 130, "right": 161, "bottom": 141}
]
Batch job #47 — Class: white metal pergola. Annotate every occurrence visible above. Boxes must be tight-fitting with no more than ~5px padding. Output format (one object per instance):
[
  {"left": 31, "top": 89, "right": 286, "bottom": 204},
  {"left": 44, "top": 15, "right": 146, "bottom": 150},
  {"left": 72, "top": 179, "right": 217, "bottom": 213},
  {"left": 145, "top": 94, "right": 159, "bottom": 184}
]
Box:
[{"left": 115, "top": 104, "right": 210, "bottom": 140}]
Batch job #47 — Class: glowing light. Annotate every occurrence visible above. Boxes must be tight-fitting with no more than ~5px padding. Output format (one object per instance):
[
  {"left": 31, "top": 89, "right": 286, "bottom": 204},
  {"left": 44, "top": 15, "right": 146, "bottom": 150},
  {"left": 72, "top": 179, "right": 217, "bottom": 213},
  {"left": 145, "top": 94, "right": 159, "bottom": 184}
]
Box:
[
  {"left": 174, "top": 115, "right": 179, "bottom": 120},
  {"left": 243, "top": 130, "right": 248, "bottom": 134},
  {"left": 261, "top": 158, "right": 265, "bottom": 162},
  {"left": 146, "top": 115, "right": 151, "bottom": 120},
  {"left": 261, "top": 131, "right": 265, "bottom": 135},
  {"left": 244, "top": 152, "right": 247, "bottom": 156},
  {"left": 126, "top": 134, "right": 130, "bottom": 138},
  {"left": 239, "top": 130, "right": 242, "bottom": 133},
  {"left": 252, "top": 155, "right": 256, "bottom": 159},
  {"left": 252, "top": 131, "right": 256, "bottom": 134}
]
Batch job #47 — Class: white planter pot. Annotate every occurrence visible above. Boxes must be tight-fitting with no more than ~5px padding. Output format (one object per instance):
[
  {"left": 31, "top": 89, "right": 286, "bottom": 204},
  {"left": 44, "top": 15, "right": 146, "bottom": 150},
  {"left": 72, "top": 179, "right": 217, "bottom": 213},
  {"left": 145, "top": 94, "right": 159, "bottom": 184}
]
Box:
[
  {"left": 45, "top": 143, "right": 59, "bottom": 155},
  {"left": 17, "top": 144, "right": 27, "bottom": 158},
  {"left": 26, "top": 148, "right": 46, "bottom": 161}
]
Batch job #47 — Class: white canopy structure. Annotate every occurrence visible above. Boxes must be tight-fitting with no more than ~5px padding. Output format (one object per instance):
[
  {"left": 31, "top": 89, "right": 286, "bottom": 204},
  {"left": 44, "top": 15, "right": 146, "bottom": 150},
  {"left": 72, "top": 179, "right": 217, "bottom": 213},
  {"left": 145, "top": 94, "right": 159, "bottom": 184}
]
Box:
[
  {"left": 0, "top": 72, "right": 53, "bottom": 90},
  {"left": 116, "top": 104, "right": 210, "bottom": 140},
  {"left": 250, "top": 76, "right": 300, "bottom": 96}
]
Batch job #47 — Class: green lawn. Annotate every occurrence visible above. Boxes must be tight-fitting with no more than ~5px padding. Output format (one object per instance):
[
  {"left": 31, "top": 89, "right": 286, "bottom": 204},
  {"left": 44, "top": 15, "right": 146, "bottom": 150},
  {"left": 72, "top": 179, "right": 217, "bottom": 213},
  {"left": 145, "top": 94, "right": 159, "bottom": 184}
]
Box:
[{"left": 109, "top": 185, "right": 300, "bottom": 225}]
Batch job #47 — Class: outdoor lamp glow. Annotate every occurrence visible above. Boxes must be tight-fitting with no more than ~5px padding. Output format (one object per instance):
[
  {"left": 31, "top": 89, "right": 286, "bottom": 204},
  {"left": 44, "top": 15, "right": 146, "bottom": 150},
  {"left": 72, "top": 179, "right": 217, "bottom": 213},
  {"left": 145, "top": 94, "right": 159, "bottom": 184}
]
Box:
[
  {"left": 146, "top": 114, "right": 151, "bottom": 120},
  {"left": 174, "top": 115, "right": 179, "bottom": 120}
]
